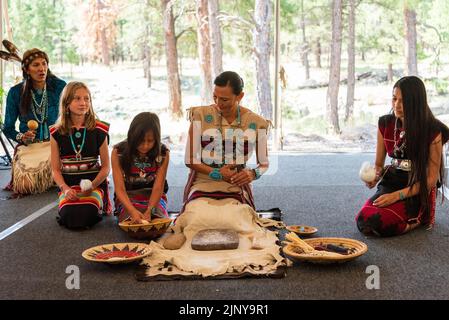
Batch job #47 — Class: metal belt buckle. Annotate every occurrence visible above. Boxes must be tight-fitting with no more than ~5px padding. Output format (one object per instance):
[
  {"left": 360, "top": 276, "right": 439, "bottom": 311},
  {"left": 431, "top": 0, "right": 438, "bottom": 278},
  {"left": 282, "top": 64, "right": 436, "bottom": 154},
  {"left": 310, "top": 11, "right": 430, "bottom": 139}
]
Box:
[
  {"left": 399, "top": 160, "right": 411, "bottom": 171},
  {"left": 391, "top": 158, "right": 411, "bottom": 171}
]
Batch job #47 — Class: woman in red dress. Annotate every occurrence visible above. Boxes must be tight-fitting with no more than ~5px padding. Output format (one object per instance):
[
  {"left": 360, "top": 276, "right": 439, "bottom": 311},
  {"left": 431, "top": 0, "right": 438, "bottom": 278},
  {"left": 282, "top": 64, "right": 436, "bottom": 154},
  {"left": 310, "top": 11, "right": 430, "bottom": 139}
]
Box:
[{"left": 356, "top": 76, "right": 449, "bottom": 236}]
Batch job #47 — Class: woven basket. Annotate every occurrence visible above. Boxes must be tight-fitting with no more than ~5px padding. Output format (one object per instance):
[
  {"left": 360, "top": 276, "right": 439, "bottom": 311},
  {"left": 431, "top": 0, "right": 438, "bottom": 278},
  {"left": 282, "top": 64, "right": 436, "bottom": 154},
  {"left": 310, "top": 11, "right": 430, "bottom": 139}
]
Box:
[
  {"left": 283, "top": 237, "right": 368, "bottom": 264},
  {"left": 82, "top": 243, "right": 151, "bottom": 264},
  {"left": 118, "top": 218, "right": 172, "bottom": 240},
  {"left": 286, "top": 225, "right": 318, "bottom": 236}
]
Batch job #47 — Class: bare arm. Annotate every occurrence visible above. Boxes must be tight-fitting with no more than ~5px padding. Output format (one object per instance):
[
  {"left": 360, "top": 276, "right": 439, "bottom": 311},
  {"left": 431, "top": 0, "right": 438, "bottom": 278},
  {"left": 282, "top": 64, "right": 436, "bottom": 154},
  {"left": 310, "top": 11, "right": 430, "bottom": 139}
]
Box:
[
  {"left": 255, "top": 124, "right": 269, "bottom": 174},
  {"left": 50, "top": 135, "right": 66, "bottom": 190},
  {"left": 111, "top": 148, "right": 144, "bottom": 223},
  {"left": 374, "top": 133, "right": 442, "bottom": 207},
  {"left": 185, "top": 122, "right": 214, "bottom": 175},
  {"left": 145, "top": 151, "right": 170, "bottom": 217},
  {"left": 50, "top": 135, "right": 78, "bottom": 201},
  {"left": 230, "top": 124, "right": 270, "bottom": 186},
  {"left": 91, "top": 138, "right": 110, "bottom": 189},
  {"left": 367, "top": 129, "right": 387, "bottom": 189},
  {"left": 374, "top": 128, "right": 387, "bottom": 172},
  {"left": 185, "top": 122, "right": 235, "bottom": 181}
]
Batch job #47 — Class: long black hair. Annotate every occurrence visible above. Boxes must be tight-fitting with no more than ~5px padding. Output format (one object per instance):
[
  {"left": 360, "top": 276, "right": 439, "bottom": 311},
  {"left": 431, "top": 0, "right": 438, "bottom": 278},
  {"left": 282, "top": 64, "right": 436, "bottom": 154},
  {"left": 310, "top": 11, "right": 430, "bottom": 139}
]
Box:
[
  {"left": 214, "top": 71, "right": 244, "bottom": 95},
  {"left": 20, "top": 71, "right": 58, "bottom": 116},
  {"left": 115, "top": 112, "right": 167, "bottom": 176},
  {"left": 394, "top": 76, "right": 449, "bottom": 212}
]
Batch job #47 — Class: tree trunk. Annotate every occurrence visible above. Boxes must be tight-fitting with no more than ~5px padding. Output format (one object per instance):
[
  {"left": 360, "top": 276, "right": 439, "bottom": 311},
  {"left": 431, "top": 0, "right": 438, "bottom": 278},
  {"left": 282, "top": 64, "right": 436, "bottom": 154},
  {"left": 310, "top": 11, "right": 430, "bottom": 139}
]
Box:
[
  {"left": 97, "top": 0, "right": 110, "bottom": 66},
  {"left": 143, "top": 0, "right": 152, "bottom": 88},
  {"left": 345, "top": 0, "right": 355, "bottom": 123},
  {"left": 196, "top": 0, "right": 213, "bottom": 104},
  {"left": 387, "top": 45, "right": 393, "bottom": 82},
  {"left": 404, "top": 6, "right": 418, "bottom": 76},
  {"left": 253, "top": 0, "right": 273, "bottom": 120},
  {"left": 300, "top": 0, "right": 310, "bottom": 80},
  {"left": 387, "top": 63, "right": 393, "bottom": 82},
  {"left": 60, "top": 40, "right": 64, "bottom": 66},
  {"left": 326, "top": 0, "right": 342, "bottom": 135},
  {"left": 99, "top": 28, "right": 110, "bottom": 65},
  {"left": 315, "top": 37, "right": 322, "bottom": 68},
  {"left": 162, "top": 0, "right": 182, "bottom": 118},
  {"left": 207, "top": 0, "right": 223, "bottom": 80},
  {"left": 144, "top": 42, "right": 152, "bottom": 88}
]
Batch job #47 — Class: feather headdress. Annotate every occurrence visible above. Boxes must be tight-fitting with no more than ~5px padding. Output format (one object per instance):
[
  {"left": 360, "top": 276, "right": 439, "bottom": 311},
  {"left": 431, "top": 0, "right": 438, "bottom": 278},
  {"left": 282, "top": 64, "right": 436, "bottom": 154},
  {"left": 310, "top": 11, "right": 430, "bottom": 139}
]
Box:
[
  {"left": 0, "top": 40, "right": 22, "bottom": 63},
  {"left": 0, "top": 40, "right": 49, "bottom": 70}
]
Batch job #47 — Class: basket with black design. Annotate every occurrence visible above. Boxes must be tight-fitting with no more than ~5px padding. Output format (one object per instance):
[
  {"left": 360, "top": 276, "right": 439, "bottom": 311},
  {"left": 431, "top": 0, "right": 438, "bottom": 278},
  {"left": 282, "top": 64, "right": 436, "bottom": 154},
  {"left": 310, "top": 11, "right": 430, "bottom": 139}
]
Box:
[{"left": 118, "top": 218, "right": 172, "bottom": 240}]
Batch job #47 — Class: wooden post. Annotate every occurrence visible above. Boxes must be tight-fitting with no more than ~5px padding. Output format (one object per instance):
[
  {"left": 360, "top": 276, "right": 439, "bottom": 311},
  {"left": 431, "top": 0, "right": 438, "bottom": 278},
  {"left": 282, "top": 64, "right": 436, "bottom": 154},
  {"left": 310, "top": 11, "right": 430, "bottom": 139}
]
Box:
[
  {"left": 273, "top": 0, "right": 282, "bottom": 151},
  {"left": 2, "top": 0, "right": 15, "bottom": 80},
  {"left": 3, "top": 0, "right": 11, "bottom": 41},
  {"left": 1, "top": 0, "right": 4, "bottom": 117}
]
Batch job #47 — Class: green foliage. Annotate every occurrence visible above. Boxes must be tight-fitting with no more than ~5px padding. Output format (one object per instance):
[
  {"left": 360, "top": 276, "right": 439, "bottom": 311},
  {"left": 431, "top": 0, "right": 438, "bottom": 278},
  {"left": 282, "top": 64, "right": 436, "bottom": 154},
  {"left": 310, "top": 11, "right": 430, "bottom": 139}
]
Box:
[
  {"left": 294, "top": 115, "right": 328, "bottom": 135},
  {"left": 282, "top": 103, "right": 298, "bottom": 120},
  {"left": 4, "top": 0, "right": 449, "bottom": 72},
  {"left": 282, "top": 103, "right": 310, "bottom": 120},
  {"left": 0, "top": 86, "right": 4, "bottom": 106},
  {"left": 9, "top": 0, "right": 66, "bottom": 63},
  {"left": 219, "top": 0, "right": 254, "bottom": 58},
  {"left": 4, "top": 0, "right": 449, "bottom": 135},
  {"left": 65, "top": 47, "right": 80, "bottom": 65},
  {"left": 430, "top": 78, "right": 449, "bottom": 95}
]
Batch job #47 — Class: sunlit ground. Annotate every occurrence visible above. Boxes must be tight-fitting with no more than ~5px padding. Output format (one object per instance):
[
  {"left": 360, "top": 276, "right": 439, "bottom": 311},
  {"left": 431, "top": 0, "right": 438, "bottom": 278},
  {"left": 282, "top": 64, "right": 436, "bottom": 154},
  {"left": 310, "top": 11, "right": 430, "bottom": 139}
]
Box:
[{"left": 2, "top": 58, "right": 448, "bottom": 153}]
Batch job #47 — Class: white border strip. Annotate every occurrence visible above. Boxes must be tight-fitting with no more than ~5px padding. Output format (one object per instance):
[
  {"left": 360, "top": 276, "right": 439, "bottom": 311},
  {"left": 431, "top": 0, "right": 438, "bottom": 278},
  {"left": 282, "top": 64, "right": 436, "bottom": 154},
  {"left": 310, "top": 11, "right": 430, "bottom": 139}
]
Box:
[
  {"left": 443, "top": 186, "right": 449, "bottom": 200},
  {"left": 0, "top": 201, "right": 57, "bottom": 241}
]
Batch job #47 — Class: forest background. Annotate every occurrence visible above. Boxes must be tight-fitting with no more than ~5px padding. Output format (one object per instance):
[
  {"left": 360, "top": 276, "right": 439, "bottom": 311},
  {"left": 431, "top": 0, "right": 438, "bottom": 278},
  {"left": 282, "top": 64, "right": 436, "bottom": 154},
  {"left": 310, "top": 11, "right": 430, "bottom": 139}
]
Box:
[{"left": 1, "top": 0, "right": 449, "bottom": 152}]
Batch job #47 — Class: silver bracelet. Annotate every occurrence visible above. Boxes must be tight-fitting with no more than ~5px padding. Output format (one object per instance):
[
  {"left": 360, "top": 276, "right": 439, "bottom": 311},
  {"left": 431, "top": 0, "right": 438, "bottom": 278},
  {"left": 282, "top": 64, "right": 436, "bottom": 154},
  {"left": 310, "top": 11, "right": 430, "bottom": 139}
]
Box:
[{"left": 16, "top": 132, "right": 24, "bottom": 142}]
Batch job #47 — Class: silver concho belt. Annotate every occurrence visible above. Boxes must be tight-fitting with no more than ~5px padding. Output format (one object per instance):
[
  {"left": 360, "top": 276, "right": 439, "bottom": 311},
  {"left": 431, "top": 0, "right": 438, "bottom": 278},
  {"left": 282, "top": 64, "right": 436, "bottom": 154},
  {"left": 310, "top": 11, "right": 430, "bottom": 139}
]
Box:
[{"left": 391, "top": 158, "right": 411, "bottom": 171}]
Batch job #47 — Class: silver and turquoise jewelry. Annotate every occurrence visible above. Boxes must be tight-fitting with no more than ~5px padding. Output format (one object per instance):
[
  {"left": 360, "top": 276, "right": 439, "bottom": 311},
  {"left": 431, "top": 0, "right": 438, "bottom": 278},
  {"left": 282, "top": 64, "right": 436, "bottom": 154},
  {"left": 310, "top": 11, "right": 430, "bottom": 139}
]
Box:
[
  {"left": 252, "top": 167, "right": 262, "bottom": 180},
  {"left": 134, "top": 156, "right": 150, "bottom": 178},
  {"left": 209, "top": 168, "right": 223, "bottom": 181},
  {"left": 30, "top": 85, "right": 49, "bottom": 140},
  {"left": 393, "top": 117, "right": 406, "bottom": 158},
  {"left": 70, "top": 128, "right": 87, "bottom": 160}
]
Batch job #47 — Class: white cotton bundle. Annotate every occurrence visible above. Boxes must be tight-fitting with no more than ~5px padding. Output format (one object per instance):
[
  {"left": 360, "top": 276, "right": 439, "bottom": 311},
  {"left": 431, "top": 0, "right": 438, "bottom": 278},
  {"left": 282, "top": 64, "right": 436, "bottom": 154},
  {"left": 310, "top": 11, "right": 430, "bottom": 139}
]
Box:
[
  {"left": 359, "top": 162, "right": 376, "bottom": 183},
  {"left": 80, "top": 179, "right": 93, "bottom": 192}
]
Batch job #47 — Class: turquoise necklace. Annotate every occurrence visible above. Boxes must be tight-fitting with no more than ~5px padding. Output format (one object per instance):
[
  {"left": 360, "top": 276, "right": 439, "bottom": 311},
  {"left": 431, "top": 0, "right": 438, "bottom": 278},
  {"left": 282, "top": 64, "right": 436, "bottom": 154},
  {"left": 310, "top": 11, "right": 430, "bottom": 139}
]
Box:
[
  {"left": 217, "top": 105, "right": 242, "bottom": 166},
  {"left": 70, "top": 127, "right": 87, "bottom": 160},
  {"left": 134, "top": 156, "right": 151, "bottom": 178},
  {"left": 30, "top": 86, "right": 49, "bottom": 140},
  {"left": 218, "top": 104, "right": 241, "bottom": 133}
]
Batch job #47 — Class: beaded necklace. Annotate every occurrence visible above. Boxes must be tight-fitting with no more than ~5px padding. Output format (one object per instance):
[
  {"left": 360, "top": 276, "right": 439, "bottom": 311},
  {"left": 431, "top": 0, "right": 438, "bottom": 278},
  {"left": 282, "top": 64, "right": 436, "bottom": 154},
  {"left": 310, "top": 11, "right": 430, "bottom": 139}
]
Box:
[
  {"left": 70, "top": 127, "right": 87, "bottom": 160},
  {"left": 134, "top": 156, "right": 151, "bottom": 178},
  {"left": 216, "top": 104, "right": 241, "bottom": 134},
  {"left": 393, "top": 117, "right": 406, "bottom": 158},
  {"left": 216, "top": 105, "right": 243, "bottom": 166},
  {"left": 31, "top": 86, "right": 49, "bottom": 140}
]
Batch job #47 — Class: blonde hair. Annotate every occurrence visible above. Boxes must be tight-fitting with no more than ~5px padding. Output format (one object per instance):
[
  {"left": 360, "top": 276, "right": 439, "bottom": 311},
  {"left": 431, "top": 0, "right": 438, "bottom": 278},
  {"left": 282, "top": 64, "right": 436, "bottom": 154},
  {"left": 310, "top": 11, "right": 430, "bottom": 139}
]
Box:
[{"left": 55, "top": 81, "right": 97, "bottom": 135}]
